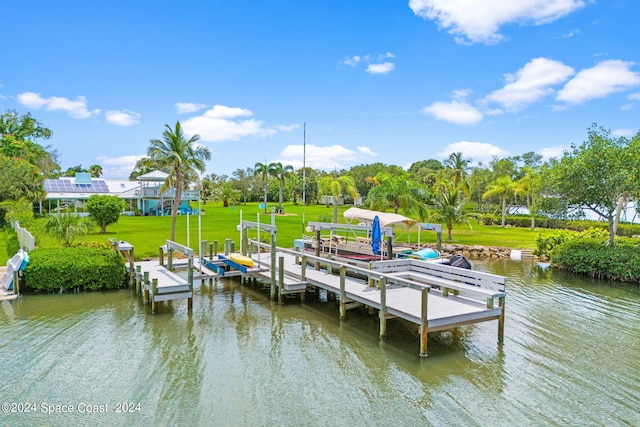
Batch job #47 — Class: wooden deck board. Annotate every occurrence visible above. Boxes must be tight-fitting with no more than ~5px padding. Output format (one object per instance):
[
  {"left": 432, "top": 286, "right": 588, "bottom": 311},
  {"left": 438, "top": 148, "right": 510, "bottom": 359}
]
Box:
[{"left": 250, "top": 252, "right": 502, "bottom": 330}]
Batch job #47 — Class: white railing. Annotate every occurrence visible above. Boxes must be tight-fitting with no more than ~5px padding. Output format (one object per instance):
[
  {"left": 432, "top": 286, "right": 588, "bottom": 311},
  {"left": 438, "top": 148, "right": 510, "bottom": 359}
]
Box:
[{"left": 12, "top": 221, "right": 35, "bottom": 251}]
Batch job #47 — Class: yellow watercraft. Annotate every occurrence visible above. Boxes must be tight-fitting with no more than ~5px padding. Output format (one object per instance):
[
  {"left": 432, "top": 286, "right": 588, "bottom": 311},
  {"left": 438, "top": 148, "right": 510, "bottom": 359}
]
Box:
[{"left": 230, "top": 253, "right": 254, "bottom": 268}]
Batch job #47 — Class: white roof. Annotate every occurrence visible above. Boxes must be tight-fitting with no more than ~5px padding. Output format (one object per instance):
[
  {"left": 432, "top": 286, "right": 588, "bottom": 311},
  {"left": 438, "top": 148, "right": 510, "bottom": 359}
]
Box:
[
  {"left": 343, "top": 207, "right": 418, "bottom": 228},
  {"left": 137, "top": 170, "right": 169, "bottom": 181}
]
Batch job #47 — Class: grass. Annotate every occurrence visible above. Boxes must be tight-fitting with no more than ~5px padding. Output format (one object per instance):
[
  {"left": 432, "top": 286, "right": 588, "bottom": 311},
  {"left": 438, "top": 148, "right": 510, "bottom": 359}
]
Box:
[{"left": 3, "top": 202, "right": 558, "bottom": 259}]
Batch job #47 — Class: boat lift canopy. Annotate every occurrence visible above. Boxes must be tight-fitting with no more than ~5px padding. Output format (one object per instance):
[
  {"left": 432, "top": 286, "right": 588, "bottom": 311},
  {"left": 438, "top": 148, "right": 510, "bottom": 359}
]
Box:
[{"left": 343, "top": 207, "right": 418, "bottom": 228}]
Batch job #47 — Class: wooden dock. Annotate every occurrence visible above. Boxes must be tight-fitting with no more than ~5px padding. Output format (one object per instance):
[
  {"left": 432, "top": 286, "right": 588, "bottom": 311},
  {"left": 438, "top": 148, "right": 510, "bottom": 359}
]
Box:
[
  {"left": 241, "top": 244, "right": 505, "bottom": 357},
  {"left": 134, "top": 260, "right": 193, "bottom": 313}
]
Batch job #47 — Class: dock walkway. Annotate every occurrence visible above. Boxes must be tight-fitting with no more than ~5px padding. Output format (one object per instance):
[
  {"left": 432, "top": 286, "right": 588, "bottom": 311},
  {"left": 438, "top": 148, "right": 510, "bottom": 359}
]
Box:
[
  {"left": 244, "top": 247, "right": 506, "bottom": 356},
  {"left": 251, "top": 251, "right": 502, "bottom": 331},
  {"left": 134, "top": 260, "right": 193, "bottom": 313}
]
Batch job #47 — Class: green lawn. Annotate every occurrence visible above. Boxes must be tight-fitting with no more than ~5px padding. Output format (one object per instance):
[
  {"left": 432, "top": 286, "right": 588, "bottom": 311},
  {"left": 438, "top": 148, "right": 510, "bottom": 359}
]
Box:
[{"left": 4, "top": 202, "right": 555, "bottom": 259}]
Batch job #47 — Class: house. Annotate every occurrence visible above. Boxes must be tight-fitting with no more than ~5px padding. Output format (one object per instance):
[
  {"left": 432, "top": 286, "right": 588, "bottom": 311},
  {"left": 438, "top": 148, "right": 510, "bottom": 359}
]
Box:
[{"left": 39, "top": 171, "right": 200, "bottom": 216}]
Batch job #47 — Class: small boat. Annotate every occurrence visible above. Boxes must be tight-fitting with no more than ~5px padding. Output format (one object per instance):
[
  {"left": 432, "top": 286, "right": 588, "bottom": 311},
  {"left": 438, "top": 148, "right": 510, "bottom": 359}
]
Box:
[{"left": 229, "top": 253, "right": 255, "bottom": 268}]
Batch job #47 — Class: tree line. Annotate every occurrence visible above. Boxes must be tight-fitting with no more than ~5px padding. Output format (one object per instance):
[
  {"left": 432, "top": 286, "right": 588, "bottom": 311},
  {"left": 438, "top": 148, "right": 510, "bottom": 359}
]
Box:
[{"left": 2, "top": 108, "right": 639, "bottom": 245}]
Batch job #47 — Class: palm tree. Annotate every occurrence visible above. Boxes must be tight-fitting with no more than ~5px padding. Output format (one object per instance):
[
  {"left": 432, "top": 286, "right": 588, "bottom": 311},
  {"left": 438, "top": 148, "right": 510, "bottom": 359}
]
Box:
[
  {"left": 254, "top": 161, "right": 276, "bottom": 213},
  {"left": 366, "top": 173, "right": 428, "bottom": 218},
  {"left": 138, "top": 121, "right": 211, "bottom": 241},
  {"left": 429, "top": 181, "right": 479, "bottom": 241},
  {"left": 483, "top": 176, "right": 517, "bottom": 227},
  {"left": 318, "top": 175, "right": 359, "bottom": 223},
  {"left": 271, "top": 162, "right": 294, "bottom": 211},
  {"left": 443, "top": 152, "right": 471, "bottom": 196},
  {"left": 45, "top": 213, "right": 93, "bottom": 246},
  {"left": 515, "top": 167, "right": 537, "bottom": 230},
  {"left": 88, "top": 164, "right": 103, "bottom": 178}
]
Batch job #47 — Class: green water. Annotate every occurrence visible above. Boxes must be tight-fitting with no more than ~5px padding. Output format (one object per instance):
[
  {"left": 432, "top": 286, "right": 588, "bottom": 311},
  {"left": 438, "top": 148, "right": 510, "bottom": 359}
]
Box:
[{"left": 1, "top": 260, "right": 639, "bottom": 426}]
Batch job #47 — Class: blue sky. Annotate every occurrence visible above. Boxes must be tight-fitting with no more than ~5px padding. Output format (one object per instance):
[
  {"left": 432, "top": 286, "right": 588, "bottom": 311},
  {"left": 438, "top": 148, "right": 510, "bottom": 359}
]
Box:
[{"left": 1, "top": 0, "right": 639, "bottom": 178}]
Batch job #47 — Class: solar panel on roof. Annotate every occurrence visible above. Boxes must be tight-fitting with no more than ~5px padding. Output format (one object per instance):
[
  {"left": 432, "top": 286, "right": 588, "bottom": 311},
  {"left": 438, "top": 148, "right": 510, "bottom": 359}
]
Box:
[{"left": 44, "top": 179, "right": 111, "bottom": 193}]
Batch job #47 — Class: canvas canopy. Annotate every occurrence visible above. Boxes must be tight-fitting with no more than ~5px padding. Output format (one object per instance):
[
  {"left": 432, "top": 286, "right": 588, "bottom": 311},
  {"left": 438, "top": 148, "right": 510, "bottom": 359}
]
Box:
[{"left": 343, "top": 207, "right": 418, "bottom": 228}]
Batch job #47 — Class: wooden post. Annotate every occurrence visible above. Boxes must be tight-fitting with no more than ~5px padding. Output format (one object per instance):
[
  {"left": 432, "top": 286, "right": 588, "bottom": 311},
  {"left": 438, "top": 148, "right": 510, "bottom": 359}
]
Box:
[
  {"left": 128, "top": 247, "right": 135, "bottom": 287},
  {"left": 301, "top": 255, "right": 307, "bottom": 280},
  {"left": 270, "top": 234, "right": 277, "bottom": 300},
  {"left": 213, "top": 240, "right": 218, "bottom": 257},
  {"left": 368, "top": 262, "right": 375, "bottom": 287},
  {"left": 135, "top": 265, "right": 142, "bottom": 295},
  {"left": 339, "top": 266, "right": 346, "bottom": 319},
  {"left": 379, "top": 277, "right": 387, "bottom": 338},
  {"left": 242, "top": 229, "right": 248, "bottom": 256},
  {"left": 278, "top": 256, "right": 284, "bottom": 304},
  {"left": 498, "top": 296, "right": 506, "bottom": 342},
  {"left": 13, "top": 271, "right": 20, "bottom": 295},
  {"left": 294, "top": 246, "right": 299, "bottom": 265},
  {"left": 167, "top": 249, "right": 173, "bottom": 271},
  {"left": 314, "top": 229, "right": 321, "bottom": 270},
  {"left": 201, "top": 240, "right": 208, "bottom": 260},
  {"left": 386, "top": 235, "right": 393, "bottom": 260},
  {"left": 159, "top": 246, "right": 164, "bottom": 267},
  {"left": 327, "top": 254, "right": 332, "bottom": 275},
  {"left": 420, "top": 287, "right": 429, "bottom": 357},
  {"left": 151, "top": 278, "right": 158, "bottom": 313},
  {"left": 188, "top": 257, "right": 194, "bottom": 312},
  {"left": 143, "top": 271, "right": 150, "bottom": 304}
]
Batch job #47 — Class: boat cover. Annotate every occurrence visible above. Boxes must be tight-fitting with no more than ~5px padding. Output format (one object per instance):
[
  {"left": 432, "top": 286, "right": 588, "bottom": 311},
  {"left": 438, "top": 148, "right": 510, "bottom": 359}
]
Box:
[{"left": 343, "top": 207, "right": 418, "bottom": 228}]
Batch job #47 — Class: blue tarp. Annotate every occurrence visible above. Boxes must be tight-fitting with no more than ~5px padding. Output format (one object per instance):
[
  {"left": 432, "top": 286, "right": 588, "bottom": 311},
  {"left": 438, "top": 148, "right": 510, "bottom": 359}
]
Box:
[{"left": 371, "top": 215, "right": 381, "bottom": 255}]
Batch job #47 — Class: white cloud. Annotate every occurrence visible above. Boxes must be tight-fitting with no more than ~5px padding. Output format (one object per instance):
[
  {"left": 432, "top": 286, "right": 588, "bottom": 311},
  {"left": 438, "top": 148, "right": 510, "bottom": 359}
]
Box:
[
  {"left": 275, "top": 144, "right": 378, "bottom": 170},
  {"left": 562, "top": 29, "right": 579, "bottom": 38},
  {"left": 96, "top": 155, "right": 144, "bottom": 178},
  {"left": 366, "top": 62, "right": 395, "bottom": 74},
  {"left": 344, "top": 52, "right": 396, "bottom": 74},
  {"left": 182, "top": 104, "right": 294, "bottom": 142},
  {"left": 437, "top": 141, "right": 508, "bottom": 164},
  {"left": 344, "top": 55, "right": 361, "bottom": 66},
  {"left": 629, "top": 92, "right": 640, "bottom": 101},
  {"left": 482, "top": 58, "right": 575, "bottom": 111},
  {"left": 538, "top": 145, "right": 567, "bottom": 160},
  {"left": 409, "top": 0, "right": 588, "bottom": 44},
  {"left": 175, "top": 102, "right": 207, "bottom": 114},
  {"left": 557, "top": 60, "right": 640, "bottom": 104},
  {"left": 422, "top": 100, "right": 483, "bottom": 125},
  {"left": 17, "top": 92, "right": 100, "bottom": 118},
  {"left": 105, "top": 110, "right": 141, "bottom": 126},
  {"left": 613, "top": 129, "right": 635, "bottom": 137}
]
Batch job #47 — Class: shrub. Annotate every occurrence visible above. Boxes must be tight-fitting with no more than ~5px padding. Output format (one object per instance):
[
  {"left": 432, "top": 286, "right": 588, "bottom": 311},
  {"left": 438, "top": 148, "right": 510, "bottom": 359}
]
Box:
[
  {"left": 23, "top": 246, "right": 126, "bottom": 292},
  {"left": 550, "top": 238, "right": 640, "bottom": 282},
  {"left": 534, "top": 227, "right": 608, "bottom": 258},
  {"left": 4, "top": 228, "right": 19, "bottom": 257}
]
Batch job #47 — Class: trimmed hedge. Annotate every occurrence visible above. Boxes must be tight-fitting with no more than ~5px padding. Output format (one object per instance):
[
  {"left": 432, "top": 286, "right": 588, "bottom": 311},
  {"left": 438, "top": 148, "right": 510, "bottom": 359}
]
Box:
[
  {"left": 23, "top": 246, "right": 127, "bottom": 292},
  {"left": 550, "top": 238, "right": 640, "bottom": 282},
  {"left": 502, "top": 215, "right": 640, "bottom": 237}
]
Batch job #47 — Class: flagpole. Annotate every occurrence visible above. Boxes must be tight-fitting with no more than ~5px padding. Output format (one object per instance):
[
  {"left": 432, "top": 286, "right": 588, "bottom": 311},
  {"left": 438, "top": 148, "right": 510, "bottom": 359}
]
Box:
[{"left": 302, "top": 122, "right": 306, "bottom": 239}]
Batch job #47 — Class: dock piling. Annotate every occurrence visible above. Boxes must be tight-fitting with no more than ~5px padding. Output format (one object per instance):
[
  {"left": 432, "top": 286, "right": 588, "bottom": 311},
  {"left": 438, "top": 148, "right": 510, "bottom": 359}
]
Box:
[{"left": 420, "top": 288, "right": 429, "bottom": 357}]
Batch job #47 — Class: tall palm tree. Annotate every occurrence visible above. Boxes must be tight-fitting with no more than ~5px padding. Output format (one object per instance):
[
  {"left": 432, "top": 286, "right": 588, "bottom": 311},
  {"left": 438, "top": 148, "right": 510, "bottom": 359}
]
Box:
[
  {"left": 483, "top": 176, "right": 517, "bottom": 227},
  {"left": 366, "top": 173, "right": 428, "bottom": 218},
  {"left": 318, "top": 175, "right": 359, "bottom": 223},
  {"left": 443, "top": 152, "right": 471, "bottom": 196},
  {"left": 429, "top": 181, "right": 479, "bottom": 241},
  {"left": 271, "top": 162, "right": 294, "bottom": 211},
  {"left": 138, "top": 121, "right": 211, "bottom": 241},
  {"left": 254, "top": 161, "right": 276, "bottom": 213},
  {"left": 515, "top": 167, "right": 537, "bottom": 230}
]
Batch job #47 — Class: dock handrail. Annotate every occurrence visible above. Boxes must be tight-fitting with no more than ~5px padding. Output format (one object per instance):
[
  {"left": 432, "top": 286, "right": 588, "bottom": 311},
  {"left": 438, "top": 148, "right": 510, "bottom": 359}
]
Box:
[
  {"left": 249, "top": 239, "right": 432, "bottom": 356},
  {"left": 248, "top": 240, "right": 431, "bottom": 292}
]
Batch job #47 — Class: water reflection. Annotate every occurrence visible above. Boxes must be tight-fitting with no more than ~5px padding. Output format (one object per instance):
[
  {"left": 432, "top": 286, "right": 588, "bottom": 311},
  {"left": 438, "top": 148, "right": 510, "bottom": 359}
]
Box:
[{"left": 0, "top": 260, "right": 638, "bottom": 425}]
